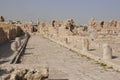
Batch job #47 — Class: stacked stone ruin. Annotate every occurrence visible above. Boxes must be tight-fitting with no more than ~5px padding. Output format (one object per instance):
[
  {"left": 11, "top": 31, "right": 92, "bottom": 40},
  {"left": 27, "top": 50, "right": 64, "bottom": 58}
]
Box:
[
  {"left": 0, "top": 27, "right": 7, "bottom": 44},
  {"left": 1, "top": 17, "right": 119, "bottom": 53},
  {"left": 103, "top": 43, "right": 112, "bottom": 60},
  {"left": 1, "top": 66, "right": 48, "bottom": 80},
  {"left": 0, "top": 26, "right": 23, "bottom": 45},
  {"left": 21, "top": 22, "right": 38, "bottom": 35},
  {"left": 34, "top": 18, "right": 120, "bottom": 61},
  {"left": 89, "top": 18, "right": 120, "bottom": 36},
  {"left": 0, "top": 16, "right": 24, "bottom": 45}
]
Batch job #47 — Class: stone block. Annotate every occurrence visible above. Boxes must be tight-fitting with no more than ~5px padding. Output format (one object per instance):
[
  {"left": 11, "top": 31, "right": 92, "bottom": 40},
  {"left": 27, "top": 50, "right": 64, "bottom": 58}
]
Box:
[
  {"left": 11, "top": 41, "right": 18, "bottom": 52},
  {"left": 103, "top": 44, "right": 112, "bottom": 60},
  {"left": 82, "top": 38, "right": 89, "bottom": 51}
]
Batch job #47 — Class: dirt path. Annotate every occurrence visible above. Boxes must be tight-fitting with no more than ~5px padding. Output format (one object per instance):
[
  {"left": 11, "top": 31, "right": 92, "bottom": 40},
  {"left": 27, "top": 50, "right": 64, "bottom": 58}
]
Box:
[{"left": 21, "top": 35, "right": 120, "bottom": 80}]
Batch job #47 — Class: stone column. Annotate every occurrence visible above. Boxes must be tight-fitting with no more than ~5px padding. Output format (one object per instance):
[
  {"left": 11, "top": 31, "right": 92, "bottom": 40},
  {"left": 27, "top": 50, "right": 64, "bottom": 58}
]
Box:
[
  {"left": 103, "top": 44, "right": 112, "bottom": 60},
  {"left": 65, "top": 37, "right": 68, "bottom": 44},
  {"left": 82, "top": 38, "right": 89, "bottom": 51},
  {"left": 11, "top": 41, "right": 18, "bottom": 52},
  {"left": 24, "top": 32, "right": 30, "bottom": 37},
  {"left": 15, "top": 37, "right": 21, "bottom": 47},
  {"left": 90, "top": 29, "right": 97, "bottom": 41}
]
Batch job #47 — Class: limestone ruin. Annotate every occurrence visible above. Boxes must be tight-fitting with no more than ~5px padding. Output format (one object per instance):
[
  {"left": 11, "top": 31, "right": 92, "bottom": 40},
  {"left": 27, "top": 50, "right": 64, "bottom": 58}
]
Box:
[
  {"left": 82, "top": 38, "right": 89, "bottom": 51},
  {"left": 103, "top": 44, "right": 112, "bottom": 60},
  {"left": 15, "top": 37, "right": 21, "bottom": 47},
  {"left": 0, "top": 16, "right": 5, "bottom": 22},
  {"left": 11, "top": 41, "right": 18, "bottom": 52},
  {"left": 1, "top": 16, "right": 120, "bottom": 80}
]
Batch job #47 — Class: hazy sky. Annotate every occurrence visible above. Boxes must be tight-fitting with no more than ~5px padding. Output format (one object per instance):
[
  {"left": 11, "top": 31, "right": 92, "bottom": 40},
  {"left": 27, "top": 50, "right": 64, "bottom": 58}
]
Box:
[{"left": 0, "top": 0, "right": 120, "bottom": 24}]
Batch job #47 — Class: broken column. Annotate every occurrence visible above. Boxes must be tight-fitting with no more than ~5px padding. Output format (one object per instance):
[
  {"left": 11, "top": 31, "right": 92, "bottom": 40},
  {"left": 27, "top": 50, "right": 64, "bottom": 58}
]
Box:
[
  {"left": 11, "top": 41, "right": 18, "bottom": 52},
  {"left": 103, "top": 44, "right": 112, "bottom": 60},
  {"left": 15, "top": 37, "right": 21, "bottom": 47},
  {"left": 82, "top": 38, "right": 89, "bottom": 51},
  {"left": 90, "top": 29, "right": 97, "bottom": 41},
  {"left": 0, "top": 16, "right": 5, "bottom": 22},
  {"left": 1, "top": 66, "right": 49, "bottom": 80},
  {"left": 65, "top": 37, "right": 68, "bottom": 44}
]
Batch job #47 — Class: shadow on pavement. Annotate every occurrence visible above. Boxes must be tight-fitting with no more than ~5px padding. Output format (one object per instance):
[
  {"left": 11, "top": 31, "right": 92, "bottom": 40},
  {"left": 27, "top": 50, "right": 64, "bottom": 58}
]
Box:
[{"left": 0, "top": 41, "right": 14, "bottom": 59}]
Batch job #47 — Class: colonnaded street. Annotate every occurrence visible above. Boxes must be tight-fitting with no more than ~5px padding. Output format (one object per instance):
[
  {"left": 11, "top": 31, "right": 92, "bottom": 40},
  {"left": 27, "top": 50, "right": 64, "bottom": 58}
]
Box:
[{"left": 20, "top": 35, "right": 120, "bottom": 80}]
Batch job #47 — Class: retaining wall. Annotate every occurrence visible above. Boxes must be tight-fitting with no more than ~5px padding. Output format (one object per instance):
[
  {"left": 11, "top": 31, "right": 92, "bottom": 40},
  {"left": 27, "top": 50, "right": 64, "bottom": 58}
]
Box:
[{"left": 0, "top": 26, "right": 23, "bottom": 45}]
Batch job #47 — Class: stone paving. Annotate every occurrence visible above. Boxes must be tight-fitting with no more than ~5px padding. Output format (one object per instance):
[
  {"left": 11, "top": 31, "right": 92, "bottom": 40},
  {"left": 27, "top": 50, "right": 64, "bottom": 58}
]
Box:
[{"left": 21, "top": 35, "right": 120, "bottom": 80}]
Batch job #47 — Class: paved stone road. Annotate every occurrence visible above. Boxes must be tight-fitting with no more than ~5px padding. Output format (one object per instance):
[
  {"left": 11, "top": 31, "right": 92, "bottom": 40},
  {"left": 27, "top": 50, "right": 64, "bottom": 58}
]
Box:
[{"left": 21, "top": 35, "right": 120, "bottom": 80}]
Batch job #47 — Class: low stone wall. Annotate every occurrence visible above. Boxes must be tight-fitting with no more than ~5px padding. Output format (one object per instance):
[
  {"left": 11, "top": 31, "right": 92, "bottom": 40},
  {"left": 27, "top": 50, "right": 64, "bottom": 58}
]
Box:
[
  {"left": 37, "top": 19, "right": 88, "bottom": 37},
  {"left": 0, "top": 26, "right": 23, "bottom": 45},
  {"left": 0, "top": 28, "right": 7, "bottom": 44}
]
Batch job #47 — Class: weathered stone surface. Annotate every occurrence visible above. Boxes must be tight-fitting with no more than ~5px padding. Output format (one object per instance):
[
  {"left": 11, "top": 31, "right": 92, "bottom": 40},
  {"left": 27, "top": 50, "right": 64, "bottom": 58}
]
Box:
[
  {"left": 0, "top": 16, "right": 5, "bottom": 22},
  {"left": 89, "top": 18, "right": 120, "bottom": 36},
  {"left": 7, "top": 28, "right": 17, "bottom": 40},
  {"left": 2, "top": 74, "right": 11, "bottom": 80},
  {"left": 0, "top": 26, "right": 23, "bottom": 45},
  {"left": 103, "top": 44, "right": 112, "bottom": 60},
  {"left": 90, "top": 29, "right": 98, "bottom": 41},
  {"left": 15, "top": 26, "right": 23, "bottom": 36},
  {"left": 64, "top": 19, "right": 75, "bottom": 32},
  {"left": 0, "top": 27, "right": 7, "bottom": 44},
  {"left": 38, "top": 19, "right": 79, "bottom": 37},
  {"left": 19, "top": 36, "right": 120, "bottom": 80},
  {"left": 11, "top": 41, "right": 18, "bottom": 52},
  {"left": 22, "top": 22, "right": 34, "bottom": 34},
  {"left": 35, "top": 67, "right": 48, "bottom": 77},
  {"left": 1, "top": 66, "right": 48, "bottom": 80},
  {"left": 15, "top": 37, "right": 21, "bottom": 47},
  {"left": 9, "top": 72, "right": 18, "bottom": 80}
]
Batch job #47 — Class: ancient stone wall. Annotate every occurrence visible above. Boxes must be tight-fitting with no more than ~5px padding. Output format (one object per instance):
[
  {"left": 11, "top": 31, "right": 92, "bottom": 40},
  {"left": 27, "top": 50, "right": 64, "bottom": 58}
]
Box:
[
  {"left": 89, "top": 18, "right": 120, "bottom": 35},
  {"left": 16, "top": 26, "right": 24, "bottom": 36},
  {"left": 21, "top": 22, "right": 36, "bottom": 35},
  {"left": 0, "top": 26, "right": 23, "bottom": 45},
  {"left": 38, "top": 19, "right": 81, "bottom": 36},
  {"left": 0, "top": 28, "right": 7, "bottom": 44},
  {"left": 37, "top": 19, "right": 120, "bottom": 54},
  {"left": 0, "top": 16, "right": 5, "bottom": 22},
  {"left": 37, "top": 19, "right": 89, "bottom": 50},
  {"left": 1, "top": 65, "right": 48, "bottom": 80}
]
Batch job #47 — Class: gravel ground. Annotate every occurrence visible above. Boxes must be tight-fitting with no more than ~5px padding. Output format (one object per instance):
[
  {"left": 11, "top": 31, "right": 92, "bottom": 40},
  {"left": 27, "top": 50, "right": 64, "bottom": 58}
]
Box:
[{"left": 21, "top": 35, "right": 120, "bottom": 80}]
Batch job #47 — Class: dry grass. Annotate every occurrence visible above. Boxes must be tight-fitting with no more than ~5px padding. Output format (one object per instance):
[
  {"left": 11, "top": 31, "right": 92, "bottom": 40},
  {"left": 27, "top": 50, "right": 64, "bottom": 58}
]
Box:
[{"left": 0, "top": 22, "right": 16, "bottom": 29}]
